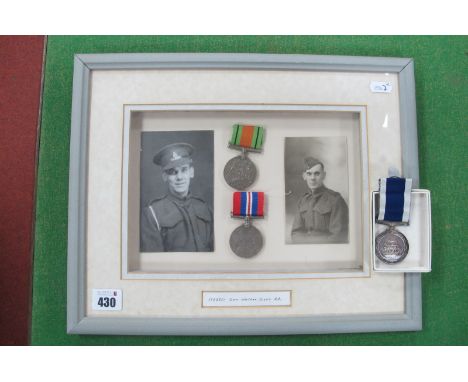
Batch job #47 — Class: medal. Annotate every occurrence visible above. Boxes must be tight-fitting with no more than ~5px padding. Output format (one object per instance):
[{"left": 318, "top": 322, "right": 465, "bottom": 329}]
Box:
[
  {"left": 376, "top": 177, "right": 413, "bottom": 264},
  {"left": 375, "top": 223, "right": 409, "bottom": 264},
  {"left": 223, "top": 124, "right": 264, "bottom": 190},
  {"left": 229, "top": 191, "right": 265, "bottom": 258}
]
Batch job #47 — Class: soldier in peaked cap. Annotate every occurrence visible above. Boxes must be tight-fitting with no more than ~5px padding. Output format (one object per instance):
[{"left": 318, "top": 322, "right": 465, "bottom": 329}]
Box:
[
  {"left": 140, "top": 143, "right": 213, "bottom": 252},
  {"left": 291, "top": 156, "right": 349, "bottom": 243}
]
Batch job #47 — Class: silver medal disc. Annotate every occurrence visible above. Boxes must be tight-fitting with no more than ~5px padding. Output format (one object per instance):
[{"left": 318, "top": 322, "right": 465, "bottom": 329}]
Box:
[
  {"left": 223, "top": 155, "right": 257, "bottom": 190},
  {"left": 229, "top": 224, "right": 263, "bottom": 258},
  {"left": 375, "top": 228, "right": 409, "bottom": 264}
]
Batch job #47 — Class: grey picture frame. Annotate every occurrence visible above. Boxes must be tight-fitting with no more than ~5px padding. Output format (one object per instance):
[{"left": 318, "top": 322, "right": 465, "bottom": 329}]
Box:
[{"left": 68, "top": 53, "right": 421, "bottom": 335}]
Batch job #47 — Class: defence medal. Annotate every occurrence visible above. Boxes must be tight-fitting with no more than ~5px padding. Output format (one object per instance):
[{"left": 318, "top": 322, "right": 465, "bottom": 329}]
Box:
[
  {"left": 375, "top": 177, "right": 412, "bottom": 264},
  {"left": 223, "top": 124, "right": 264, "bottom": 190},
  {"left": 229, "top": 191, "right": 265, "bottom": 258}
]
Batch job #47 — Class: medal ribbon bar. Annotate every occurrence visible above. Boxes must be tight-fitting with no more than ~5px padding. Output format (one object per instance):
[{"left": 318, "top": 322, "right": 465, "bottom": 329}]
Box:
[
  {"left": 229, "top": 124, "right": 264, "bottom": 152},
  {"left": 377, "top": 177, "right": 412, "bottom": 223},
  {"left": 232, "top": 192, "right": 264, "bottom": 218}
]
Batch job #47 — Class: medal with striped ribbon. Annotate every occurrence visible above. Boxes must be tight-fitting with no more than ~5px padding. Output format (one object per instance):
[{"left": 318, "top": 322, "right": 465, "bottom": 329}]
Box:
[
  {"left": 224, "top": 124, "right": 265, "bottom": 190},
  {"left": 375, "top": 177, "right": 412, "bottom": 264},
  {"left": 230, "top": 191, "right": 265, "bottom": 258}
]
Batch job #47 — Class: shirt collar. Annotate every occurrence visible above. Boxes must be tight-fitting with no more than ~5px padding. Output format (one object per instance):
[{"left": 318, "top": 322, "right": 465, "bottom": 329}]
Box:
[
  {"left": 167, "top": 191, "right": 192, "bottom": 204},
  {"left": 307, "top": 185, "right": 326, "bottom": 197}
]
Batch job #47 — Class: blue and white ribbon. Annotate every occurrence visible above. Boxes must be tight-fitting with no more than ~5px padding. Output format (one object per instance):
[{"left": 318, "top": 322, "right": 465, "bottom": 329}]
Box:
[{"left": 378, "top": 177, "right": 412, "bottom": 223}]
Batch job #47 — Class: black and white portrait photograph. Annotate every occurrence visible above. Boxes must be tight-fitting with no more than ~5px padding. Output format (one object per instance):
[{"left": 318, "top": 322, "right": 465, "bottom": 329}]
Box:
[
  {"left": 140, "top": 130, "right": 214, "bottom": 252},
  {"left": 285, "top": 137, "right": 349, "bottom": 244}
]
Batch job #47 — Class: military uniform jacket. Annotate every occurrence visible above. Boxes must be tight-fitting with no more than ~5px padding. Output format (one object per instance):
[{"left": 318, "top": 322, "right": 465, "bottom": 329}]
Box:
[
  {"left": 291, "top": 186, "right": 349, "bottom": 243},
  {"left": 140, "top": 193, "right": 213, "bottom": 252}
]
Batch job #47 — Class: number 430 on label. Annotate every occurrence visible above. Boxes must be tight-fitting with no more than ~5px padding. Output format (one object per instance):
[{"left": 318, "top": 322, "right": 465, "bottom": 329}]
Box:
[{"left": 92, "top": 289, "right": 122, "bottom": 311}]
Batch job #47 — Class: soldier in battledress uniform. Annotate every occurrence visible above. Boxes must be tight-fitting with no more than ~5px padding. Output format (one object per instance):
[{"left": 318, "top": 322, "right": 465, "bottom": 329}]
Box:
[
  {"left": 291, "top": 157, "right": 349, "bottom": 244},
  {"left": 140, "top": 143, "right": 213, "bottom": 252}
]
